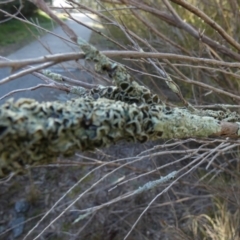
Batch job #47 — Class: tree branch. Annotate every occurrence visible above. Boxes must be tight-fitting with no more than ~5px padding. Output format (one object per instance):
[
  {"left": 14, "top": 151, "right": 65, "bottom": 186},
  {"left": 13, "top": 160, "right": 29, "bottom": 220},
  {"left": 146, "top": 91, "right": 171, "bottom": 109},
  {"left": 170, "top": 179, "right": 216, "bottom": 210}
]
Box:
[
  {"left": 1, "top": 96, "right": 239, "bottom": 178},
  {"left": 2, "top": 51, "right": 240, "bottom": 70}
]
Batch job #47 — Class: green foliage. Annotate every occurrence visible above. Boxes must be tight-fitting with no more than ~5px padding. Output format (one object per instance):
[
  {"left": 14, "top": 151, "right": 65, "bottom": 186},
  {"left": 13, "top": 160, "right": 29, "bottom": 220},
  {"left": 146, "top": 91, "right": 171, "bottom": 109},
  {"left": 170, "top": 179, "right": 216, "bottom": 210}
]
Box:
[
  {"left": 0, "top": 10, "right": 56, "bottom": 47},
  {"left": 0, "top": 0, "right": 38, "bottom": 20}
]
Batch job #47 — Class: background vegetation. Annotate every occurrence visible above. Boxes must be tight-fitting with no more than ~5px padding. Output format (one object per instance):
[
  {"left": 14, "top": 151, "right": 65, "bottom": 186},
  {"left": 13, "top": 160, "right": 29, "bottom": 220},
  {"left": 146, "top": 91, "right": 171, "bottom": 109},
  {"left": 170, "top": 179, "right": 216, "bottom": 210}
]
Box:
[{"left": 0, "top": 0, "right": 61, "bottom": 56}]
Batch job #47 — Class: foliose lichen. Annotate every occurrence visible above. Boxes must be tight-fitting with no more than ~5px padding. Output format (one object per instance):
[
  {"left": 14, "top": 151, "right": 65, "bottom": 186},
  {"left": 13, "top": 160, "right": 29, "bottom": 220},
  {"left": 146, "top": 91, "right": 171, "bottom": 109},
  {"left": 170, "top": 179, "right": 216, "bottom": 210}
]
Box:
[{"left": 0, "top": 97, "right": 221, "bottom": 177}]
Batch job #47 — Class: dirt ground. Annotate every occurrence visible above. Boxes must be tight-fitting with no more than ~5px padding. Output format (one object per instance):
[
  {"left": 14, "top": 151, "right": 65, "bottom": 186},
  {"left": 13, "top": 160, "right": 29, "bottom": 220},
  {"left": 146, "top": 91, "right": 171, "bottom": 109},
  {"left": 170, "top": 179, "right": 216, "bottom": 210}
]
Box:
[{"left": 0, "top": 137, "right": 216, "bottom": 240}]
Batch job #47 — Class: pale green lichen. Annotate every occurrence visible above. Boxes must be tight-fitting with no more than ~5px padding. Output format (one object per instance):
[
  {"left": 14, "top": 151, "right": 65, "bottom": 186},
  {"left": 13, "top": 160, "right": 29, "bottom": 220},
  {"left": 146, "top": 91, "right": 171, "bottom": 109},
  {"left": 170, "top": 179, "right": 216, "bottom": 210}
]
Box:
[
  {"left": 134, "top": 171, "right": 177, "bottom": 194},
  {"left": 0, "top": 97, "right": 222, "bottom": 178},
  {"left": 70, "top": 86, "right": 86, "bottom": 95},
  {"left": 77, "top": 37, "right": 162, "bottom": 105},
  {"left": 41, "top": 70, "right": 87, "bottom": 96},
  {"left": 42, "top": 70, "right": 63, "bottom": 82},
  {"left": 197, "top": 109, "right": 240, "bottom": 122},
  {"left": 154, "top": 108, "right": 221, "bottom": 138},
  {"left": 73, "top": 170, "right": 177, "bottom": 223}
]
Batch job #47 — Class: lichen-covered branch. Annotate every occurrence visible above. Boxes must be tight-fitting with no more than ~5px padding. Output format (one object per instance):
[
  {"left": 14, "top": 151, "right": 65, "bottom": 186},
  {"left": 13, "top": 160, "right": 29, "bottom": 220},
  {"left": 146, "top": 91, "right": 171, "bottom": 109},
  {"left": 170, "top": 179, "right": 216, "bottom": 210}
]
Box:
[
  {"left": 0, "top": 97, "right": 239, "bottom": 177},
  {"left": 1, "top": 24, "right": 240, "bottom": 179},
  {"left": 77, "top": 38, "right": 162, "bottom": 105},
  {"left": 42, "top": 69, "right": 161, "bottom": 105},
  {"left": 40, "top": 39, "right": 162, "bottom": 106},
  {"left": 1, "top": 37, "right": 240, "bottom": 178}
]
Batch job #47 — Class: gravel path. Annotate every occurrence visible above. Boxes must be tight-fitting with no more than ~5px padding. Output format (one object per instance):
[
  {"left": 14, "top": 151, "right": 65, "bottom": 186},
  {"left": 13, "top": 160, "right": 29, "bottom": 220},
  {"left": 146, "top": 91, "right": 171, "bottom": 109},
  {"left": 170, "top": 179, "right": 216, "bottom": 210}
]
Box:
[{"left": 0, "top": 13, "right": 96, "bottom": 103}]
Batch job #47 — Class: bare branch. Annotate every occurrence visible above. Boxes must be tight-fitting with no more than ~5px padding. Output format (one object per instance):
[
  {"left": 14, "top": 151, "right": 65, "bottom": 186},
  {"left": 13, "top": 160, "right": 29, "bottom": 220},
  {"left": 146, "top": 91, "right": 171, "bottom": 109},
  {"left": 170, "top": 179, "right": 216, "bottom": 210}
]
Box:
[
  {"left": 31, "top": 0, "right": 78, "bottom": 42},
  {"left": 2, "top": 51, "right": 240, "bottom": 69},
  {"left": 169, "top": 0, "right": 240, "bottom": 51}
]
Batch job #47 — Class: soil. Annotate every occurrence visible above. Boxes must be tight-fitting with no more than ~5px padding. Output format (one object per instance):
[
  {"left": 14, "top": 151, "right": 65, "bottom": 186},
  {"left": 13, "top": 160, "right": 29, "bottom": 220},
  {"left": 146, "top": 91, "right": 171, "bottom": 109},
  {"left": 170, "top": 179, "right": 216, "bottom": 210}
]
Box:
[{"left": 0, "top": 141, "right": 211, "bottom": 240}]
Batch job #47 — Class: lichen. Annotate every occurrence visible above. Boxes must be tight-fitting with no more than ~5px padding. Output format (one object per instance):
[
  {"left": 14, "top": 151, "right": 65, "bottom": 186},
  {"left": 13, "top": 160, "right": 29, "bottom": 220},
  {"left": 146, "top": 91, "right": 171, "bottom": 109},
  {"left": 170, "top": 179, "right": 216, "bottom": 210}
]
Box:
[
  {"left": 77, "top": 37, "right": 162, "bottom": 105},
  {"left": 154, "top": 108, "right": 221, "bottom": 138},
  {"left": 0, "top": 38, "right": 237, "bottom": 179},
  {"left": 0, "top": 97, "right": 222, "bottom": 178}
]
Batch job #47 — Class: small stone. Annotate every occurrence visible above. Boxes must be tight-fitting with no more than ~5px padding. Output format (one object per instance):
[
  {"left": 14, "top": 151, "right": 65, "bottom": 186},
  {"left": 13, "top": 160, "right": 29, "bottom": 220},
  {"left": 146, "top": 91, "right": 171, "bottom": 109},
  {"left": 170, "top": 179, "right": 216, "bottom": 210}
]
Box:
[
  {"left": 9, "top": 215, "right": 25, "bottom": 238},
  {"left": 14, "top": 199, "right": 29, "bottom": 213}
]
